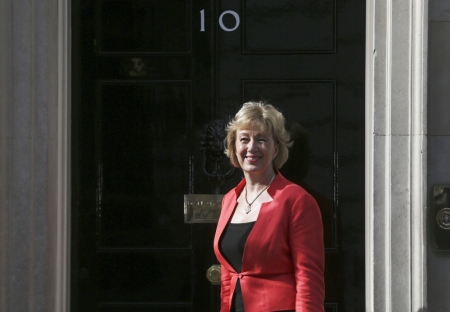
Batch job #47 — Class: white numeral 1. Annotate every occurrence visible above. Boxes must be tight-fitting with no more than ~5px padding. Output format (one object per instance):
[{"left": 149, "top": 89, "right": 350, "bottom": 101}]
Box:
[{"left": 200, "top": 9, "right": 205, "bottom": 32}]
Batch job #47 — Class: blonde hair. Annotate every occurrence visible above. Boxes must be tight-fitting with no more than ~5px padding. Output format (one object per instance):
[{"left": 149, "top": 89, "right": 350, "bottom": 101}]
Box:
[{"left": 224, "top": 101, "right": 292, "bottom": 169}]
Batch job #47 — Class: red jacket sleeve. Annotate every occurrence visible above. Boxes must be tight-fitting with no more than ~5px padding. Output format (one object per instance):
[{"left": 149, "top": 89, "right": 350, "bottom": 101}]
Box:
[{"left": 290, "top": 192, "right": 325, "bottom": 311}]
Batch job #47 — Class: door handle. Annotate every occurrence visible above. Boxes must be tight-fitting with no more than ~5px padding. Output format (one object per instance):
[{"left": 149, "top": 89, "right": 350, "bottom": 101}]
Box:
[{"left": 206, "top": 264, "right": 221, "bottom": 285}]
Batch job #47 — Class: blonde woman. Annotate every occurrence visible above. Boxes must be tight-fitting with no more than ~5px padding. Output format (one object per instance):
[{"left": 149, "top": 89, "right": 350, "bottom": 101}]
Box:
[{"left": 214, "top": 102, "right": 325, "bottom": 312}]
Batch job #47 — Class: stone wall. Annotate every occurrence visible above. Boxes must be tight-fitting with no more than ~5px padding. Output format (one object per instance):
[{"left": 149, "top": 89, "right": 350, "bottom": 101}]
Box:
[{"left": 0, "top": 0, "right": 66, "bottom": 311}]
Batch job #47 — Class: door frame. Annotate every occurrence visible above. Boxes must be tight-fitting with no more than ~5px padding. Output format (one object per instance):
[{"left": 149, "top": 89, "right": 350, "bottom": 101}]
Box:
[
  {"left": 52, "top": 0, "right": 71, "bottom": 310},
  {"left": 364, "top": 0, "right": 428, "bottom": 310},
  {"left": 49, "top": 0, "right": 429, "bottom": 310}
]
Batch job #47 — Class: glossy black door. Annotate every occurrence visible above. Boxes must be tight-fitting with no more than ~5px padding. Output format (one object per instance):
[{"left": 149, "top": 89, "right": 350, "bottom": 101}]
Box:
[{"left": 71, "top": 0, "right": 365, "bottom": 311}]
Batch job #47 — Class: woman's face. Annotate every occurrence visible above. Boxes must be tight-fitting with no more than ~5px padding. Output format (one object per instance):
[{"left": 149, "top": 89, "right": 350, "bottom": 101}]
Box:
[{"left": 235, "top": 124, "right": 279, "bottom": 176}]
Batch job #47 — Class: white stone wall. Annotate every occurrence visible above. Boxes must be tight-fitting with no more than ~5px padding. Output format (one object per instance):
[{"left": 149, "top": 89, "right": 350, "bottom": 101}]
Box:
[
  {"left": 0, "top": 0, "right": 68, "bottom": 311},
  {"left": 427, "top": 0, "right": 450, "bottom": 311},
  {"left": 365, "top": 0, "right": 428, "bottom": 310}
]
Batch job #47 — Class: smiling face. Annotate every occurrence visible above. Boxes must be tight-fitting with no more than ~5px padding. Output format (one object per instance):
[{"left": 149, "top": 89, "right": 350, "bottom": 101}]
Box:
[{"left": 235, "top": 124, "right": 279, "bottom": 177}]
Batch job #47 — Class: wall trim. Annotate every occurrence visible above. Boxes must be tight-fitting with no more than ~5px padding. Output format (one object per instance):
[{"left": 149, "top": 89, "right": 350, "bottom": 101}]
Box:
[
  {"left": 365, "top": 0, "right": 428, "bottom": 310},
  {"left": 53, "top": 0, "right": 71, "bottom": 310},
  {"left": 0, "top": 0, "right": 12, "bottom": 310},
  {"left": 411, "top": 0, "right": 428, "bottom": 309}
]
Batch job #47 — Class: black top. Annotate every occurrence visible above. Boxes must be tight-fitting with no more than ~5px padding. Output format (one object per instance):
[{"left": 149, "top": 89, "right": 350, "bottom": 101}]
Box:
[
  {"left": 220, "top": 221, "right": 295, "bottom": 312},
  {"left": 220, "top": 222, "right": 255, "bottom": 312}
]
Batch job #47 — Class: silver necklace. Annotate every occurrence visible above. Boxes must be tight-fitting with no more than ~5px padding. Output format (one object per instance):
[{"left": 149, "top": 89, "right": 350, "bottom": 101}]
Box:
[{"left": 244, "top": 174, "right": 275, "bottom": 214}]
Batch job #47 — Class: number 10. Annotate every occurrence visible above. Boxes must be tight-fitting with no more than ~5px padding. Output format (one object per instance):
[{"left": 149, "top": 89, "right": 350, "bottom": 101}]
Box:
[{"left": 200, "top": 9, "right": 240, "bottom": 32}]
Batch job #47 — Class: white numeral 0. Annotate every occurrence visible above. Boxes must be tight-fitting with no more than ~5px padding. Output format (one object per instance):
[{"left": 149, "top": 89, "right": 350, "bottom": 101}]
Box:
[{"left": 219, "top": 10, "right": 240, "bottom": 32}]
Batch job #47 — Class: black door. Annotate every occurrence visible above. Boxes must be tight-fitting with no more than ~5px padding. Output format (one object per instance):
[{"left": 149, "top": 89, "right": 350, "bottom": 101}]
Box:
[{"left": 71, "top": 0, "right": 365, "bottom": 311}]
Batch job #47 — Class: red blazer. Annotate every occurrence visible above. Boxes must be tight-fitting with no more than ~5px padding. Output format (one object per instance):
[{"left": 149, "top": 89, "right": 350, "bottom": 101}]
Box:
[{"left": 214, "top": 173, "right": 325, "bottom": 311}]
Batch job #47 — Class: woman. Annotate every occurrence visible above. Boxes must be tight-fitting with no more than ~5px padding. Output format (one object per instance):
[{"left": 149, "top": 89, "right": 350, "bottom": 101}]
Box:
[{"left": 214, "top": 102, "right": 324, "bottom": 311}]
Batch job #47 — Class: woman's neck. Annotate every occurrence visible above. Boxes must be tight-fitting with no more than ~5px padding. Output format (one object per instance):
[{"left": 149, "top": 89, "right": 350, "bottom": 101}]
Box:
[{"left": 244, "top": 170, "right": 276, "bottom": 193}]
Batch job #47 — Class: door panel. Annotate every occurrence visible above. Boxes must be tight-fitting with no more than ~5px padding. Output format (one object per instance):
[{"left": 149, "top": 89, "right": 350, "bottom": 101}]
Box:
[
  {"left": 243, "top": 81, "right": 336, "bottom": 248},
  {"left": 98, "top": 83, "right": 191, "bottom": 248},
  {"left": 72, "top": 0, "right": 365, "bottom": 310},
  {"left": 243, "top": 0, "right": 335, "bottom": 53},
  {"left": 216, "top": 2, "right": 365, "bottom": 308},
  {"left": 98, "top": 1, "right": 190, "bottom": 53},
  {"left": 98, "top": 309, "right": 190, "bottom": 312},
  {"left": 98, "top": 253, "right": 191, "bottom": 302}
]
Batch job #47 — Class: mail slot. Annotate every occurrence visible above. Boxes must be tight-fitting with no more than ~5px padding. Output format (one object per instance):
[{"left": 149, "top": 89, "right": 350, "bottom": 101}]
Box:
[{"left": 184, "top": 194, "right": 224, "bottom": 223}]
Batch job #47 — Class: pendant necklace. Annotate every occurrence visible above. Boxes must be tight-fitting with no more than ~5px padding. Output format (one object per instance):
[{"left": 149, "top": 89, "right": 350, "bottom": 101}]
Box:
[{"left": 244, "top": 174, "right": 276, "bottom": 214}]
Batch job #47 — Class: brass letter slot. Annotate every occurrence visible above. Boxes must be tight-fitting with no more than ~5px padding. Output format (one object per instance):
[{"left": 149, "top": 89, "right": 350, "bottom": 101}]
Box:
[{"left": 184, "top": 194, "right": 223, "bottom": 223}]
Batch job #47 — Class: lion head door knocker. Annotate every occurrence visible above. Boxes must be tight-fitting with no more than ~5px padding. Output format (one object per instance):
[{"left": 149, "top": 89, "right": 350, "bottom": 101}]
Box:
[
  {"left": 122, "top": 57, "right": 147, "bottom": 77},
  {"left": 200, "top": 120, "right": 235, "bottom": 194}
]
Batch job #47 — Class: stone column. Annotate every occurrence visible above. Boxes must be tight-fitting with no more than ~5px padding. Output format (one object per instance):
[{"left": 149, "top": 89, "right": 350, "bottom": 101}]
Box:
[
  {"left": 0, "top": 0, "right": 70, "bottom": 311},
  {"left": 366, "top": 0, "right": 428, "bottom": 310}
]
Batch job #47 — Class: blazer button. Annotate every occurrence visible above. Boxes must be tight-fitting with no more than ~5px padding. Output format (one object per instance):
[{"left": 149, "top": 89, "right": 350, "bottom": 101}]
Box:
[{"left": 238, "top": 273, "right": 243, "bottom": 279}]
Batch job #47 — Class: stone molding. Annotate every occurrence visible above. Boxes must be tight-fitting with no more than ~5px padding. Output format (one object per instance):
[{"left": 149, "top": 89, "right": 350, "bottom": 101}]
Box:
[
  {"left": 0, "top": 0, "right": 70, "bottom": 311},
  {"left": 52, "top": 0, "right": 71, "bottom": 310},
  {"left": 365, "top": 0, "right": 428, "bottom": 310},
  {"left": 0, "top": 0, "right": 11, "bottom": 310}
]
